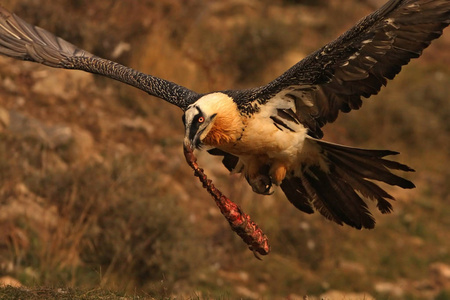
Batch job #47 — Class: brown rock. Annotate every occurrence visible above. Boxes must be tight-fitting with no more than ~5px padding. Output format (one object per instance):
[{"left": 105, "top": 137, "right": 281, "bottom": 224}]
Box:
[
  {"left": 321, "top": 290, "right": 375, "bottom": 300},
  {"left": 31, "top": 69, "right": 93, "bottom": 102},
  {"left": 0, "top": 106, "right": 9, "bottom": 130},
  {"left": 0, "top": 276, "right": 22, "bottom": 288},
  {"left": 374, "top": 282, "right": 404, "bottom": 297},
  {"left": 430, "top": 262, "right": 450, "bottom": 288},
  {"left": 8, "top": 110, "right": 72, "bottom": 148}
]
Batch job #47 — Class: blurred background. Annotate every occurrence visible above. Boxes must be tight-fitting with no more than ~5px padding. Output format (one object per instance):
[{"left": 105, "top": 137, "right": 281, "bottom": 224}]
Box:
[{"left": 0, "top": 0, "right": 449, "bottom": 299}]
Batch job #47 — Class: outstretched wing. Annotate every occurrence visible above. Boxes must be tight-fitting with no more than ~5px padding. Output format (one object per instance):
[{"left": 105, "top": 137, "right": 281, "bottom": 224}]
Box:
[
  {"left": 0, "top": 6, "right": 200, "bottom": 110},
  {"left": 250, "top": 0, "right": 450, "bottom": 138}
]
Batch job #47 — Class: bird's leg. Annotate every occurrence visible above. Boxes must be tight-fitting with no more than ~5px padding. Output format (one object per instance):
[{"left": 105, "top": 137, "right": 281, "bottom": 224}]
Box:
[
  {"left": 270, "top": 162, "right": 287, "bottom": 186},
  {"left": 245, "top": 162, "right": 273, "bottom": 195}
]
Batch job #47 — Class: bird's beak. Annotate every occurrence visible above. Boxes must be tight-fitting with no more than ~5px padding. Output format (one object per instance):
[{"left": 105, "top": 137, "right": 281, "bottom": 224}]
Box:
[
  {"left": 183, "top": 136, "right": 195, "bottom": 152},
  {"left": 183, "top": 123, "right": 207, "bottom": 151},
  {"left": 182, "top": 113, "right": 197, "bottom": 151},
  {"left": 184, "top": 130, "right": 203, "bottom": 151},
  {"left": 183, "top": 125, "right": 201, "bottom": 151}
]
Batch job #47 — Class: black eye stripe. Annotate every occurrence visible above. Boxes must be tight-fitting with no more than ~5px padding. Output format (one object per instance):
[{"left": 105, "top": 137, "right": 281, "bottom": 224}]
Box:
[
  {"left": 195, "top": 107, "right": 203, "bottom": 119},
  {"left": 188, "top": 111, "right": 204, "bottom": 142},
  {"left": 193, "top": 108, "right": 204, "bottom": 123}
]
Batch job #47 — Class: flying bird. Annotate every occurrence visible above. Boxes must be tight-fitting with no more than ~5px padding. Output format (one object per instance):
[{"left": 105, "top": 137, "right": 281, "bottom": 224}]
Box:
[{"left": 0, "top": 0, "right": 449, "bottom": 231}]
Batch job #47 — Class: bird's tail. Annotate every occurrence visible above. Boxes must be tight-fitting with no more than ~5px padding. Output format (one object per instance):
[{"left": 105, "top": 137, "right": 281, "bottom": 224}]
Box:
[{"left": 280, "top": 139, "right": 415, "bottom": 229}]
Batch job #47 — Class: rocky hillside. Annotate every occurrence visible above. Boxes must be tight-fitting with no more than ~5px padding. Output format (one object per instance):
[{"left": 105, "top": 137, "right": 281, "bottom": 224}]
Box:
[{"left": 1, "top": 0, "right": 449, "bottom": 299}]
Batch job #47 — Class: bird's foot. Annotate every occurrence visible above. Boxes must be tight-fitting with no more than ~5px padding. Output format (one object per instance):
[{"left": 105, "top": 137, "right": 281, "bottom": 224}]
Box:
[{"left": 247, "top": 174, "right": 273, "bottom": 195}]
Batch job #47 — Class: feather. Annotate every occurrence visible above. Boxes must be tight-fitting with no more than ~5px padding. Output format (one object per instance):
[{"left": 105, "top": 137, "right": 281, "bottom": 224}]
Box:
[
  {"left": 279, "top": 138, "right": 415, "bottom": 229},
  {"left": 280, "top": 177, "right": 314, "bottom": 214},
  {"left": 237, "top": 0, "right": 450, "bottom": 132},
  {"left": 0, "top": 6, "right": 199, "bottom": 110}
]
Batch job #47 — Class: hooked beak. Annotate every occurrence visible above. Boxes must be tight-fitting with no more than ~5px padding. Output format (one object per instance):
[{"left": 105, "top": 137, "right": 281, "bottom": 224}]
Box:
[
  {"left": 182, "top": 113, "right": 196, "bottom": 151},
  {"left": 183, "top": 128, "right": 204, "bottom": 151},
  {"left": 183, "top": 136, "right": 195, "bottom": 152}
]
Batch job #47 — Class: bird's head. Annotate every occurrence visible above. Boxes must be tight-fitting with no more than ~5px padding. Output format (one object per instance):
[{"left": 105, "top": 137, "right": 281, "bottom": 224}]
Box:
[
  {"left": 182, "top": 92, "right": 242, "bottom": 151},
  {"left": 183, "top": 102, "right": 217, "bottom": 150}
]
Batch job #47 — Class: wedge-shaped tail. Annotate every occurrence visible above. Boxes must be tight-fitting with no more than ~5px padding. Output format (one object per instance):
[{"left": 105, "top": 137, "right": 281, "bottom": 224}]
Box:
[{"left": 281, "top": 139, "right": 415, "bottom": 229}]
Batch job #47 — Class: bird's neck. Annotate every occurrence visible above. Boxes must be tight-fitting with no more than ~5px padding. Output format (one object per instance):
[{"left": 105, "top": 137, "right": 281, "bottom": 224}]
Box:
[{"left": 203, "top": 109, "right": 244, "bottom": 147}]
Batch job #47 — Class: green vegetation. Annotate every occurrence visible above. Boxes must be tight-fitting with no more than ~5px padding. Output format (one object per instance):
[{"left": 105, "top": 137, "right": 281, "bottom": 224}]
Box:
[{"left": 0, "top": 0, "right": 449, "bottom": 299}]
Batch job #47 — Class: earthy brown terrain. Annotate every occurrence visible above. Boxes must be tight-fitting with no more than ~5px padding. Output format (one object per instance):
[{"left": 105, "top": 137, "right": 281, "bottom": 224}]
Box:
[{"left": 0, "top": 0, "right": 449, "bottom": 299}]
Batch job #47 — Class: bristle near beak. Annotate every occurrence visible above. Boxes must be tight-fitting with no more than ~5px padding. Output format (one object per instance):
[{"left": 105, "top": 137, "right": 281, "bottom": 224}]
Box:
[{"left": 183, "top": 136, "right": 195, "bottom": 152}]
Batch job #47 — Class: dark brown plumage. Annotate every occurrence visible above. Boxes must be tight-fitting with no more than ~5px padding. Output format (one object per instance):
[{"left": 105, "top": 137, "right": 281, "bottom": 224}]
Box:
[
  {"left": 281, "top": 141, "right": 415, "bottom": 229},
  {"left": 0, "top": 6, "right": 200, "bottom": 109},
  {"left": 232, "top": 0, "right": 450, "bottom": 137}
]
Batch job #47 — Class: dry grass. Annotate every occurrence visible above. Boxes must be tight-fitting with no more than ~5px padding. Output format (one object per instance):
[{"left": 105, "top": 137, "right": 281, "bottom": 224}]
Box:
[
  {"left": 0, "top": 286, "right": 141, "bottom": 300},
  {"left": 0, "top": 133, "right": 210, "bottom": 293}
]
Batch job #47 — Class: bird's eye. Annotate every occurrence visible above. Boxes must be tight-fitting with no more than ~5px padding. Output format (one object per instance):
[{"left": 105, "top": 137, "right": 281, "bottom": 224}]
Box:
[{"left": 198, "top": 116, "right": 205, "bottom": 123}]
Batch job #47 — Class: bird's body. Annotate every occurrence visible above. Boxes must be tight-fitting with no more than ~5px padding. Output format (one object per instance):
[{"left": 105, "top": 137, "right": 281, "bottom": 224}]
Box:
[
  {"left": 189, "top": 92, "right": 309, "bottom": 187},
  {"left": 1, "top": 0, "right": 449, "bottom": 231},
  {"left": 184, "top": 88, "right": 416, "bottom": 230}
]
